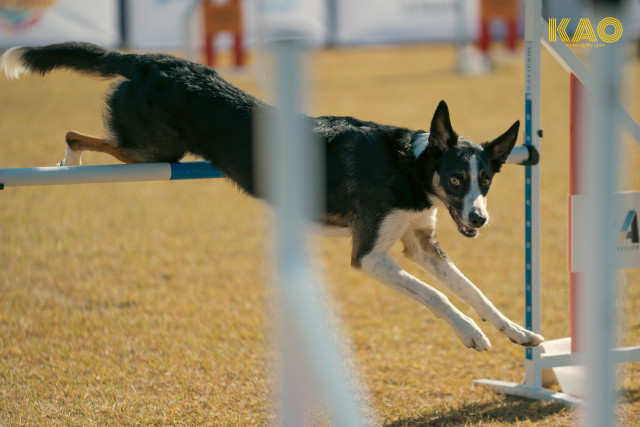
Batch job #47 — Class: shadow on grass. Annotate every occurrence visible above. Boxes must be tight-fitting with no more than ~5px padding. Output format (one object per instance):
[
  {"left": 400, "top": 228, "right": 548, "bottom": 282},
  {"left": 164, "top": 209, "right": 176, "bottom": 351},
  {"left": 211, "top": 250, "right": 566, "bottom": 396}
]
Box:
[
  {"left": 384, "top": 396, "right": 570, "bottom": 427},
  {"left": 619, "top": 387, "right": 640, "bottom": 404}
]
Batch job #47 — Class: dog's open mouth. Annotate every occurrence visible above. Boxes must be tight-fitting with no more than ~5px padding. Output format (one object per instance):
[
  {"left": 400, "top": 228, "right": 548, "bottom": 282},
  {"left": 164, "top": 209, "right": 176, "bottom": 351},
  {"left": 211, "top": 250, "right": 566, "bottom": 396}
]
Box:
[{"left": 448, "top": 206, "right": 479, "bottom": 238}]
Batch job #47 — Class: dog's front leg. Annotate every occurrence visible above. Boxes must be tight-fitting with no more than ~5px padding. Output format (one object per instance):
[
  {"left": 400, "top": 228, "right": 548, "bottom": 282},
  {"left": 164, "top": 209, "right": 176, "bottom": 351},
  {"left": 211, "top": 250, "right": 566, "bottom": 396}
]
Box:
[
  {"left": 358, "top": 251, "right": 491, "bottom": 351},
  {"left": 402, "top": 227, "right": 544, "bottom": 347}
]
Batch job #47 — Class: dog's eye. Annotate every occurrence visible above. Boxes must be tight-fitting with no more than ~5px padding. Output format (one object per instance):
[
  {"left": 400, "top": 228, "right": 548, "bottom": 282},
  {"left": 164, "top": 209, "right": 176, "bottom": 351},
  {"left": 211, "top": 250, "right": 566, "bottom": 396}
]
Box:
[
  {"left": 482, "top": 178, "right": 491, "bottom": 187},
  {"left": 450, "top": 177, "right": 460, "bottom": 186}
]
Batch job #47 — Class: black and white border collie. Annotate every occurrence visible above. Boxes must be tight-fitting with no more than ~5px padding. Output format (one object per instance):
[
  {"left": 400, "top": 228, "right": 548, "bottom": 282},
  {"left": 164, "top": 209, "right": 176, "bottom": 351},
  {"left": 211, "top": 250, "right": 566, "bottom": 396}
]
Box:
[{"left": 1, "top": 42, "right": 544, "bottom": 351}]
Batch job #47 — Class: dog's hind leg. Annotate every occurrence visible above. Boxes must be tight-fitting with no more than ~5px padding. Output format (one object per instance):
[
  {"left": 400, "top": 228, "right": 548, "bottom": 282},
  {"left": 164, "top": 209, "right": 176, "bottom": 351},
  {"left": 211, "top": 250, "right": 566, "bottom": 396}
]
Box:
[
  {"left": 401, "top": 226, "right": 545, "bottom": 347},
  {"left": 60, "top": 130, "right": 142, "bottom": 165},
  {"left": 57, "top": 131, "right": 85, "bottom": 166}
]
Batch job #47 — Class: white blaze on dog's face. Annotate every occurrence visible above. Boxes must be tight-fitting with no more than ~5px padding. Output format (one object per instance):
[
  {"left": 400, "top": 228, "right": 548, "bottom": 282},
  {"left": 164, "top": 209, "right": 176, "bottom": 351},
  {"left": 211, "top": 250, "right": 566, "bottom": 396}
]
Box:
[
  {"left": 425, "top": 101, "right": 520, "bottom": 238},
  {"left": 461, "top": 149, "right": 489, "bottom": 229}
]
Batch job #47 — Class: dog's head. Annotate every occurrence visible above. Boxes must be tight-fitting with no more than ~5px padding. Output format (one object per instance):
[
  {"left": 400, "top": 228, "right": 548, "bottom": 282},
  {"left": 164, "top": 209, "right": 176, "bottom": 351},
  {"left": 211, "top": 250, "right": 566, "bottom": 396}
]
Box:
[{"left": 422, "top": 101, "right": 519, "bottom": 238}]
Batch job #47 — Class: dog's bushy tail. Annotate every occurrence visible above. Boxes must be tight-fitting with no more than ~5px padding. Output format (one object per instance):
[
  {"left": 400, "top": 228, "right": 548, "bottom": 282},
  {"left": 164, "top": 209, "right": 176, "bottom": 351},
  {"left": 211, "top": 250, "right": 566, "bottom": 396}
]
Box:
[{"left": 1, "top": 42, "right": 137, "bottom": 80}]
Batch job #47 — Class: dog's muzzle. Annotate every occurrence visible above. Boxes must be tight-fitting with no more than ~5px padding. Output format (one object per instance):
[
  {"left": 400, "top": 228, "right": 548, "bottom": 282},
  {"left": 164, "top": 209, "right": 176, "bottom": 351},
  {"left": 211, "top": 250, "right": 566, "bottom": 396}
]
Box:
[{"left": 448, "top": 206, "right": 480, "bottom": 238}]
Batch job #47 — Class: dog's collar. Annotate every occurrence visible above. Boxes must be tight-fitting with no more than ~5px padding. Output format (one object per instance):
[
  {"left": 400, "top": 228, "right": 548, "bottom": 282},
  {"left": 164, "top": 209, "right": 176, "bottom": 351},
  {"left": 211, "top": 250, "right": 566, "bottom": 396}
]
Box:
[{"left": 412, "top": 133, "right": 429, "bottom": 158}]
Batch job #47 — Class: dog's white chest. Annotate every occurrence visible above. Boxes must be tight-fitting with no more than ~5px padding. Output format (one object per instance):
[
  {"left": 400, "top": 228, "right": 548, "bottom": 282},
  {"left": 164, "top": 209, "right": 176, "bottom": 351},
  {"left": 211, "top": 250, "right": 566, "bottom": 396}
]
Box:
[{"left": 373, "top": 208, "right": 438, "bottom": 251}]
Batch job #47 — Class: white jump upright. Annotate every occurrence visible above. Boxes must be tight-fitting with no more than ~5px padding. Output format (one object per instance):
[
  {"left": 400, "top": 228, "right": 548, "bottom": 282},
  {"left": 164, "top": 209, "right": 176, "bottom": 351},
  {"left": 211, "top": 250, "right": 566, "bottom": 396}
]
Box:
[{"left": 474, "top": 0, "right": 640, "bottom": 411}]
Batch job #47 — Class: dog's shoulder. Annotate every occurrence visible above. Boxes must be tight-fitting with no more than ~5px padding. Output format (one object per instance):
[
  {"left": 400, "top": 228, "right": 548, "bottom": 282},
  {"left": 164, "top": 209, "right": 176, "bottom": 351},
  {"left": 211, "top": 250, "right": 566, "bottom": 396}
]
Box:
[
  {"left": 313, "top": 115, "right": 382, "bottom": 142},
  {"left": 313, "top": 115, "right": 422, "bottom": 164},
  {"left": 316, "top": 115, "right": 436, "bottom": 216}
]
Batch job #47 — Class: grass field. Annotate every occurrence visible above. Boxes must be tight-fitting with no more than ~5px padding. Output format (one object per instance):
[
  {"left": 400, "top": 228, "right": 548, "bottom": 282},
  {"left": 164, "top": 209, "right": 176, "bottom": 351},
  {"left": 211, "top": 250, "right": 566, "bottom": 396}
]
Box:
[{"left": 1, "top": 44, "right": 640, "bottom": 425}]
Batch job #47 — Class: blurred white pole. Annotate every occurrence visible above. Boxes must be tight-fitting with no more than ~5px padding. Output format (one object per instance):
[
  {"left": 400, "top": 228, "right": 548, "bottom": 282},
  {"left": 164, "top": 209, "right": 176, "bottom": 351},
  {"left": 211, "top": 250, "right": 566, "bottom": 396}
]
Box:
[
  {"left": 264, "top": 38, "right": 364, "bottom": 427},
  {"left": 257, "top": 2, "right": 365, "bottom": 420},
  {"left": 579, "top": 2, "right": 623, "bottom": 426}
]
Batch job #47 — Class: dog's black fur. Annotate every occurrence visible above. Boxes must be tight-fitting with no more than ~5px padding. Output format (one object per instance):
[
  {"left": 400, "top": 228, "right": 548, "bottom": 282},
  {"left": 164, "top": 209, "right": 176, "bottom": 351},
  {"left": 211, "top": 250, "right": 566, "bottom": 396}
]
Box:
[
  {"left": 16, "top": 44, "right": 428, "bottom": 199},
  {"left": 13, "top": 43, "right": 488, "bottom": 260},
  {"left": 12, "top": 42, "right": 517, "bottom": 265},
  {"left": 3, "top": 42, "right": 544, "bottom": 351}
]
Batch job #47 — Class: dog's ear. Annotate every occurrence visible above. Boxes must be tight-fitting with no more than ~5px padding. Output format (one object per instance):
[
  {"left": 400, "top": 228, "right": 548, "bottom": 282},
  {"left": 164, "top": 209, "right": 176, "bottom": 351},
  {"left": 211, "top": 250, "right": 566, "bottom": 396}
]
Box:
[
  {"left": 428, "top": 100, "right": 456, "bottom": 152},
  {"left": 483, "top": 120, "right": 520, "bottom": 173}
]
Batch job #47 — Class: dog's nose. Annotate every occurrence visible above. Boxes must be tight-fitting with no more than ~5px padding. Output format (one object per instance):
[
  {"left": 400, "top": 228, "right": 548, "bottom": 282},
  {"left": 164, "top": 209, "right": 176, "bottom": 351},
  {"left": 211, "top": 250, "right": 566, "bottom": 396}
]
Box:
[{"left": 468, "top": 212, "right": 487, "bottom": 228}]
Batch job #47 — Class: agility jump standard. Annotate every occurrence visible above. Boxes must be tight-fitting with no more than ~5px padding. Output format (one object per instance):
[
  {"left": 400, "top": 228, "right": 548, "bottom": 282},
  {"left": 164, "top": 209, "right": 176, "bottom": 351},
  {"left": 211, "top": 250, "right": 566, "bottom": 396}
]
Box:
[
  {"left": 474, "top": 0, "right": 640, "bottom": 411},
  {"left": 0, "top": 148, "right": 534, "bottom": 189}
]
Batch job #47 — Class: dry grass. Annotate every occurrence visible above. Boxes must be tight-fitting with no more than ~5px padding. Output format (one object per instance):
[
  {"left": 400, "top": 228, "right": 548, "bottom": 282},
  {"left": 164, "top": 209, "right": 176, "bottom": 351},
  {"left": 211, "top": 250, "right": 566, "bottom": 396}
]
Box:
[{"left": 1, "top": 44, "right": 640, "bottom": 425}]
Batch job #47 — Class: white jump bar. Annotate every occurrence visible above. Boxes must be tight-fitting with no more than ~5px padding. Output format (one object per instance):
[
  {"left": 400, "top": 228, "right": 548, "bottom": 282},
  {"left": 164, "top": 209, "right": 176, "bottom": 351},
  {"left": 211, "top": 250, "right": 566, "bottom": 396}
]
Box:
[
  {"left": 0, "top": 147, "right": 535, "bottom": 189},
  {"left": 0, "top": 161, "right": 224, "bottom": 189},
  {"left": 506, "top": 145, "right": 536, "bottom": 165}
]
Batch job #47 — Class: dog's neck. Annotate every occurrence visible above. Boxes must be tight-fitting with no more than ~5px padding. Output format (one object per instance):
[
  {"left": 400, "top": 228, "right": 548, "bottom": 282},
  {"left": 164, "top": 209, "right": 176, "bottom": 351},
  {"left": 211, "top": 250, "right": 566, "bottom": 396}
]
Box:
[{"left": 412, "top": 132, "right": 429, "bottom": 158}]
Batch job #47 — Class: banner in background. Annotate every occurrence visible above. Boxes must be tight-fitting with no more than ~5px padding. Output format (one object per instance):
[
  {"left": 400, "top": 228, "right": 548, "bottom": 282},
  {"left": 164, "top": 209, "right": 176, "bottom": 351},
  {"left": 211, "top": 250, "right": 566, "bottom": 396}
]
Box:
[
  {"left": 126, "top": 0, "right": 327, "bottom": 51},
  {"left": 125, "top": 0, "right": 196, "bottom": 50},
  {"left": 9, "top": 0, "right": 634, "bottom": 52},
  {"left": 333, "top": 0, "right": 479, "bottom": 45},
  {"left": 0, "top": 0, "right": 119, "bottom": 48}
]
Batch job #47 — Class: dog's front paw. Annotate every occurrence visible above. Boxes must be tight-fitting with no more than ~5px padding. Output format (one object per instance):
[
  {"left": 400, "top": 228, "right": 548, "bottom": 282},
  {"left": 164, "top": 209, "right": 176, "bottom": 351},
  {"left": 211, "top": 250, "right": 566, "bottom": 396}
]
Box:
[
  {"left": 500, "top": 321, "right": 544, "bottom": 347},
  {"left": 454, "top": 315, "right": 491, "bottom": 351}
]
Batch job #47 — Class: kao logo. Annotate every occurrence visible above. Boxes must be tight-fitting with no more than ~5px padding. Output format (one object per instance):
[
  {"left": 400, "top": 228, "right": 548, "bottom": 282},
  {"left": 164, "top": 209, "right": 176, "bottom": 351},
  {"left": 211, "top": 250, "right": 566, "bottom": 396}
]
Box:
[
  {"left": 619, "top": 210, "right": 639, "bottom": 245},
  {"left": 549, "top": 17, "right": 623, "bottom": 47}
]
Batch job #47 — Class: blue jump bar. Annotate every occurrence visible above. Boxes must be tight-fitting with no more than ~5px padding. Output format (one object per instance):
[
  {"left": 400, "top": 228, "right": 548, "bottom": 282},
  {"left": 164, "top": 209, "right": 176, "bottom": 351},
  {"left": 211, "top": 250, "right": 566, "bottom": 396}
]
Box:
[{"left": 169, "top": 161, "right": 225, "bottom": 180}]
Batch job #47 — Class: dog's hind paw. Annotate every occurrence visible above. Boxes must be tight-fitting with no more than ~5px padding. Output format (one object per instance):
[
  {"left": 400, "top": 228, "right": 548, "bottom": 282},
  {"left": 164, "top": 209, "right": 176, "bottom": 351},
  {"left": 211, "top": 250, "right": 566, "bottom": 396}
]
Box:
[
  {"left": 57, "top": 146, "right": 83, "bottom": 166},
  {"left": 57, "top": 159, "right": 81, "bottom": 166}
]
